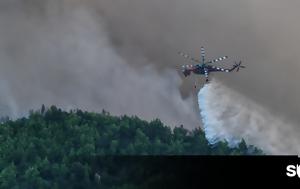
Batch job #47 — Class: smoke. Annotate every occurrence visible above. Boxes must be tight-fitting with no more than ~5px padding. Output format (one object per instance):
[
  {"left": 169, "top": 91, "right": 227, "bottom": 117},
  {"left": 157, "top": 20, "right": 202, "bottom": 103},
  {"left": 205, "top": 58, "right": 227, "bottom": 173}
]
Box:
[
  {"left": 198, "top": 79, "right": 300, "bottom": 154},
  {"left": 0, "top": 0, "right": 199, "bottom": 128},
  {"left": 95, "top": 0, "right": 300, "bottom": 154},
  {"left": 1, "top": 0, "right": 300, "bottom": 154}
]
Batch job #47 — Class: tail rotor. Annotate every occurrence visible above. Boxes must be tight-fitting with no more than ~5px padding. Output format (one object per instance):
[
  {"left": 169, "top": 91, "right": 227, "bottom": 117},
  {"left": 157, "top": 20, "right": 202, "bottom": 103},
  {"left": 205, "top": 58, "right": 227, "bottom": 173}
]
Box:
[{"left": 234, "top": 61, "right": 245, "bottom": 72}]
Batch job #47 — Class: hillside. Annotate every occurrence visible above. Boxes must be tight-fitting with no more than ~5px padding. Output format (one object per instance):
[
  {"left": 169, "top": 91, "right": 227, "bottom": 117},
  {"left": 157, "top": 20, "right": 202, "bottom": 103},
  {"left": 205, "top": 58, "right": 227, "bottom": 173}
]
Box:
[{"left": 0, "top": 105, "right": 262, "bottom": 188}]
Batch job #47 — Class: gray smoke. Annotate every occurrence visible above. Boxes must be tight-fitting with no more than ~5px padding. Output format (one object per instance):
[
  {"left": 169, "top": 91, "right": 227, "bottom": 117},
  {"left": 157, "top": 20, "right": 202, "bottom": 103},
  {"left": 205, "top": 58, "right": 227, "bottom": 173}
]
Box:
[
  {"left": 0, "top": 0, "right": 198, "bottom": 128},
  {"left": 1, "top": 0, "right": 300, "bottom": 154},
  {"left": 96, "top": 0, "right": 300, "bottom": 122},
  {"left": 95, "top": 0, "right": 300, "bottom": 154}
]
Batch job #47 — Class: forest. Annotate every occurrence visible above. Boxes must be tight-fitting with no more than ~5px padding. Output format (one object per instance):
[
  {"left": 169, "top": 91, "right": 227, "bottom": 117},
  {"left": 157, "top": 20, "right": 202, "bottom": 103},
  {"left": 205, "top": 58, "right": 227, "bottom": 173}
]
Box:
[{"left": 0, "top": 105, "right": 263, "bottom": 188}]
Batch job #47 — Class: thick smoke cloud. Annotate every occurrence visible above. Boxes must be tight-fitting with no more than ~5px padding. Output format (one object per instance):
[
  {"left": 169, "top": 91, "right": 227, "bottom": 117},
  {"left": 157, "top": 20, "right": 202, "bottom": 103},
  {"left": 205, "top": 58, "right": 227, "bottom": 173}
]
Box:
[
  {"left": 0, "top": 0, "right": 198, "bottom": 128},
  {"left": 95, "top": 0, "right": 300, "bottom": 154},
  {"left": 96, "top": 0, "right": 300, "bottom": 122},
  {"left": 1, "top": 0, "right": 300, "bottom": 153}
]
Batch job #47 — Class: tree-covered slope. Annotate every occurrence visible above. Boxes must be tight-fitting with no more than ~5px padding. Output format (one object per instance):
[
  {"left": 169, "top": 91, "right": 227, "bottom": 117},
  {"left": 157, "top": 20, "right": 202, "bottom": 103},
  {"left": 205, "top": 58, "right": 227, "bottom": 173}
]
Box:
[{"left": 0, "top": 105, "right": 262, "bottom": 188}]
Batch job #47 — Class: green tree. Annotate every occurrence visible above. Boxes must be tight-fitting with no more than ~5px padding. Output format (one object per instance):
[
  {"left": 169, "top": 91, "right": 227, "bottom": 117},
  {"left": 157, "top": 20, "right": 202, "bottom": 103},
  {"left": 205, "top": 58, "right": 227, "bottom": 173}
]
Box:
[
  {"left": 0, "top": 163, "right": 17, "bottom": 189},
  {"left": 0, "top": 105, "right": 263, "bottom": 189}
]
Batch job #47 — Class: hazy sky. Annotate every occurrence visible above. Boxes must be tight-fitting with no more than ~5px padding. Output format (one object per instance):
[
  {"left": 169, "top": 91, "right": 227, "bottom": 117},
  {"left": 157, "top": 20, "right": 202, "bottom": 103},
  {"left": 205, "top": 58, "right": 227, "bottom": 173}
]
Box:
[
  {"left": 96, "top": 0, "right": 300, "bottom": 123},
  {"left": 96, "top": 0, "right": 300, "bottom": 126},
  {"left": 1, "top": 0, "right": 300, "bottom": 153},
  {"left": 0, "top": 0, "right": 199, "bottom": 128}
]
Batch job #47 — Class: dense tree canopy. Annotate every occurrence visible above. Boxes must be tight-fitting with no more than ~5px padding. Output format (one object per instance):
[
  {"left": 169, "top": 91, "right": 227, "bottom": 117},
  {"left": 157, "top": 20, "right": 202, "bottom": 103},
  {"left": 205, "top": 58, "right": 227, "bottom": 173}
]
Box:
[{"left": 0, "top": 106, "right": 262, "bottom": 188}]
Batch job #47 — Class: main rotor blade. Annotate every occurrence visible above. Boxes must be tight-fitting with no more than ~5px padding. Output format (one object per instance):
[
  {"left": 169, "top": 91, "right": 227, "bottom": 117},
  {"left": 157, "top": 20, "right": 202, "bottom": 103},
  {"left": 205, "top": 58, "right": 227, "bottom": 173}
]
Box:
[
  {"left": 207, "top": 56, "right": 228, "bottom": 64},
  {"left": 201, "top": 46, "right": 205, "bottom": 62},
  {"left": 211, "top": 65, "right": 230, "bottom": 72},
  {"left": 178, "top": 51, "right": 201, "bottom": 63}
]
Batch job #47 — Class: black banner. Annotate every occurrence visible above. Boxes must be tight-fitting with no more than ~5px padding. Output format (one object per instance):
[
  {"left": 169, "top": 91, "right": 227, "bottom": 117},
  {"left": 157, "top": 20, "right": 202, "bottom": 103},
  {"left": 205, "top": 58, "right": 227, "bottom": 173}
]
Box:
[{"left": 90, "top": 156, "right": 300, "bottom": 188}]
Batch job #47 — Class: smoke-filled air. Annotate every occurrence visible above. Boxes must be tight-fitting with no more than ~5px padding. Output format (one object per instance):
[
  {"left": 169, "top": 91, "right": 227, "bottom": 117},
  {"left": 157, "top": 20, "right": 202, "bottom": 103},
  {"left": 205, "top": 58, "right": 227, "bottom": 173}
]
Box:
[
  {"left": 0, "top": 0, "right": 198, "bottom": 128},
  {"left": 1, "top": 0, "right": 300, "bottom": 154}
]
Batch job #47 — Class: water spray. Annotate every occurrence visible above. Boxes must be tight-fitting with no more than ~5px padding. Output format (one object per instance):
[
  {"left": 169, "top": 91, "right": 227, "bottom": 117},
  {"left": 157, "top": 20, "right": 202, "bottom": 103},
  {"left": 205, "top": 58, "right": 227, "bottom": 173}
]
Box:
[{"left": 197, "top": 79, "right": 300, "bottom": 154}]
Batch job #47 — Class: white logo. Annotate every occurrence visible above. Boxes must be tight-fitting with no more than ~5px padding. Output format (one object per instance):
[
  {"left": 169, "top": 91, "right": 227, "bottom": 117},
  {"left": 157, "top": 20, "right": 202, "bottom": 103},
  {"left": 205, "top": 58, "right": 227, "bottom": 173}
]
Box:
[{"left": 286, "top": 164, "right": 300, "bottom": 178}]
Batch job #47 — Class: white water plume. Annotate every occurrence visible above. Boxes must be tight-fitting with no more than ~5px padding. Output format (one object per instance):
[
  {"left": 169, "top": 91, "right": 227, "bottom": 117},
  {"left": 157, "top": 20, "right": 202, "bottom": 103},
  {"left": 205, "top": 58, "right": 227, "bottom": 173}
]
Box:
[{"left": 198, "top": 79, "right": 300, "bottom": 154}]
